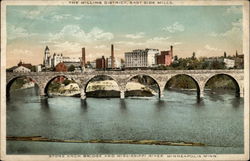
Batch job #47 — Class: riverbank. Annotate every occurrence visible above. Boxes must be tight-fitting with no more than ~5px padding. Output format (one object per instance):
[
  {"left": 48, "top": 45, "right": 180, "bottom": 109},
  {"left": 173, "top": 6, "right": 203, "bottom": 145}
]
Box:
[{"left": 7, "top": 136, "right": 205, "bottom": 146}]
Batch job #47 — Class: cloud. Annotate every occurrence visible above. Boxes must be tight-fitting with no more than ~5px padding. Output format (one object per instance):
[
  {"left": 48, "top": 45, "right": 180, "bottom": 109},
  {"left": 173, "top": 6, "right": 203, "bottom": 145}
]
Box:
[
  {"left": 116, "top": 41, "right": 144, "bottom": 46},
  {"left": 205, "top": 45, "right": 222, "bottom": 51},
  {"left": 147, "top": 36, "right": 170, "bottom": 42},
  {"left": 47, "top": 25, "right": 114, "bottom": 43},
  {"left": 146, "top": 36, "right": 182, "bottom": 46},
  {"left": 7, "top": 25, "right": 35, "bottom": 40},
  {"left": 162, "top": 22, "right": 185, "bottom": 33},
  {"left": 94, "top": 45, "right": 107, "bottom": 49},
  {"left": 51, "top": 14, "right": 71, "bottom": 21},
  {"left": 225, "top": 6, "right": 242, "bottom": 15},
  {"left": 50, "top": 14, "right": 90, "bottom": 21},
  {"left": 209, "top": 19, "right": 242, "bottom": 37},
  {"left": 9, "top": 49, "right": 33, "bottom": 55},
  {"left": 53, "top": 41, "right": 82, "bottom": 53},
  {"left": 125, "top": 32, "right": 145, "bottom": 39},
  {"left": 116, "top": 36, "right": 181, "bottom": 49},
  {"left": 21, "top": 10, "right": 43, "bottom": 20}
]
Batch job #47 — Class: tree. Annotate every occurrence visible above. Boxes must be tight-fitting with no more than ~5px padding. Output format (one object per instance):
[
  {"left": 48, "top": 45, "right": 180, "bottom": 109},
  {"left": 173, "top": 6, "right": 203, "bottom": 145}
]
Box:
[
  {"left": 211, "top": 61, "right": 226, "bottom": 69},
  {"left": 174, "top": 55, "right": 178, "bottom": 61},
  {"left": 63, "top": 79, "right": 71, "bottom": 86},
  {"left": 68, "top": 65, "right": 75, "bottom": 72}
]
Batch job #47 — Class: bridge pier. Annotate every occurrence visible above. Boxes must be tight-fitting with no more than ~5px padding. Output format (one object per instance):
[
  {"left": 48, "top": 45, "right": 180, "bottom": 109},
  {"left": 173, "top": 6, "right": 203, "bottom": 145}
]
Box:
[
  {"left": 120, "top": 90, "right": 125, "bottom": 99},
  {"left": 240, "top": 92, "right": 244, "bottom": 98},
  {"left": 199, "top": 91, "right": 204, "bottom": 98},
  {"left": 81, "top": 89, "right": 86, "bottom": 100}
]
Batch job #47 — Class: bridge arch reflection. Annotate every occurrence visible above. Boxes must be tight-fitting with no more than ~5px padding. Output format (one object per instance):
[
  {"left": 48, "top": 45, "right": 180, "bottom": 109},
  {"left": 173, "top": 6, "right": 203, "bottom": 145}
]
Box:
[
  {"left": 84, "top": 75, "right": 121, "bottom": 93},
  {"left": 6, "top": 76, "right": 40, "bottom": 98},
  {"left": 44, "top": 75, "right": 81, "bottom": 97},
  {"left": 204, "top": 73, "right": 241, "bottom": 97},
  {"left": 125, "top": 74, "right": 161, "bottom": 98},
  {"left": 165, "top": 74, "right": 201, "bottom": 98}
]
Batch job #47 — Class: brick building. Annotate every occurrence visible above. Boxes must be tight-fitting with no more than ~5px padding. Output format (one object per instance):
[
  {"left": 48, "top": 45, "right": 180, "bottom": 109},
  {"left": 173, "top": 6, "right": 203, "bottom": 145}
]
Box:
[
  {"left": 156, "top": 46, "right": 173, "bottom": 66},
  {"left": 55, "top": 62, "right": 67, "bottom": 72},
  {"left": 96, "top": 56, "right": 106, "bottom": 69}
]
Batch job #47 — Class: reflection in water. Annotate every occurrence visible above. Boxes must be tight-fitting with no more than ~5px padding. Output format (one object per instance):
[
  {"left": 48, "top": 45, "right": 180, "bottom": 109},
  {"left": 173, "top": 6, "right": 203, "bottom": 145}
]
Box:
[
  {"left": 119, "top": 99, "right": 127, "bottom": 110},
  {"left": 154, "top": 99, "right": 166, "bottom": 111},
  {"left": 7, "top": 87, "right": 244, "bottom": 154},
  {"left": 41, "top": 98, "right": 49, "bottom": 108},
  {"left": 231, "top": 97, "right": 242, "bottom": 108},
  {"left": 81, "top": 100, "right": 88, "bottom": 109},
  {"left": 195, "top": 97, "right": 204, "bottom": 107}
]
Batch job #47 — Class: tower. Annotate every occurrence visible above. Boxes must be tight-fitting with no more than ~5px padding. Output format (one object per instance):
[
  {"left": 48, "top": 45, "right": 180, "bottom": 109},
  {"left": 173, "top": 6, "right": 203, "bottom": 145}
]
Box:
[
  {"left": 170, "top": 45, "right": 173, "bottom": 62},
  {"left": 111, "top": 44, "right": 114, "bottom": 69},
  {"left": 224, "top": 51, "right": 227, "bottom": 58},
  {"left": 81, "top": 47, "right": 86, "bottom": 67},
  {"left": 44, "top": 46, "right": 50, "bottom": 68}
]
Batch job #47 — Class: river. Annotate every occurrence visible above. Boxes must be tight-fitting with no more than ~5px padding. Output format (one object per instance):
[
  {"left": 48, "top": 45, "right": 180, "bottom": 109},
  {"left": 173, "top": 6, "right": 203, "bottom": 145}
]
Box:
[{"left": 6, "top": 87, "right": 244, "bottom": 154}]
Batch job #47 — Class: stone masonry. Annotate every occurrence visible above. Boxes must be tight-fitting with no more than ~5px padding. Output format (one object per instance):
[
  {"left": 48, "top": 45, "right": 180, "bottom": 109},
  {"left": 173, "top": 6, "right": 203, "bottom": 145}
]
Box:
[{"left": 6, "top": 70, "right": 244, "bottom": 99}]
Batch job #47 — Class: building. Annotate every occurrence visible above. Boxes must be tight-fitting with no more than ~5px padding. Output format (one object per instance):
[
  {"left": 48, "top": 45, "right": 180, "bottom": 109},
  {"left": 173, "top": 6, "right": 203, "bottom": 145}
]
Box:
[
  {"left": 43, "top": 46, "right": 84, "bottom": 69},
  {"left": 156, "top": 46, "right": 173, "bottom": 66},
  {"left": 35, "top": 65, "right": 42, "bottom": 72},
  {"left": 55, "top": 62, "right": 68, "bottom": 72},
  {"left": 18, "top": 61, "right": 32, "bottom": 69},
  {"left": 106, "top": 57, "right": 122, "bottom": 69},
  {"left": 234, "top": 55, "right": 244, "bottom": 69},
  {"left": 106, "top": 44, "right": 122, "bottom": 69},
  {"left": 88, "top": 61, "right": 96, "bottom": 69},
  {"left": 125, "top": 48, "right": 159, "bottom": 68},
  {"left": 234, "top": 51, "right": 244, "bottom": 69},
  {"left": 96, "top": 56, "right": 106, "bottom": 69},
  {"left": 204, "top": 57, "right": 235, "bottom": 69},
  {"left": 223, "top": 58, "right": 235, "bottom": 68},
  {"left": 12, "top": 66, "right": 31, "bottom": 73},
  {"left": 44, "top": 46, "right": 51, "bottom": 68}
]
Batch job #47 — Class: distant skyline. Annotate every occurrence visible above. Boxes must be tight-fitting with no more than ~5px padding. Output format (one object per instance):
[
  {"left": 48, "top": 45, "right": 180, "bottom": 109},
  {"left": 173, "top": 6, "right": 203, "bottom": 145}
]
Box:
[{"left": 6, "top": 5, "right": 242, "bottom": 67}]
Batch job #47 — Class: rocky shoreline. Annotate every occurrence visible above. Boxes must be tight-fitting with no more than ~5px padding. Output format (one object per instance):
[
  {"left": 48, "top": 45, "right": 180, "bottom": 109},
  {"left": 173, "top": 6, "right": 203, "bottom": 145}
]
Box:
[{"left": 7, "top": 136, "right": 205, "bottom": 146}]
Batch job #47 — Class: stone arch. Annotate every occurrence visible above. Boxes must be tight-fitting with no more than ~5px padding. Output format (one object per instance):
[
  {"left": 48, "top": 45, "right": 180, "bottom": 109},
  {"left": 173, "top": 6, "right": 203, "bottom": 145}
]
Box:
[
  {"left": 6, "top": 76, "right": 40, "bottom": 97},
  {"left": 44, "top": 75, "right": 81, "bottom": 96},
  {"left": 125, "top": 74, "right": 161, "bottom": 98},
  {"left": 84, "top": 74, "right": 121, "bottom": 96},
  {"left": 165, "top": 74, "right": 201, "bottom": 97},
  {"left": 204, "top": 73, "right": 240, "bottom": 97}
]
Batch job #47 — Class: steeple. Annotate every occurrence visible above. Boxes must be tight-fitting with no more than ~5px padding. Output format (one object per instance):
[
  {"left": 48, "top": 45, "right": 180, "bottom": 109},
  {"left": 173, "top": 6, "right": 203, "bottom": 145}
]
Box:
[
  {"left": 45, "top": 46, "right": 49, "bottom": 51},
  {"left": 44, "top": 46, "right": 51, "bottom": 68}
]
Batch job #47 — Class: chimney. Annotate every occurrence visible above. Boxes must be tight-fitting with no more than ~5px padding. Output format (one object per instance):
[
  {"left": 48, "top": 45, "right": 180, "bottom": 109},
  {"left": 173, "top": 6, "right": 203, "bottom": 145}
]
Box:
[
  {"left": 111, "top": 44, "right": 114, "bottom": 69},
  {"left": 170, "top": 45, "right": 173, "bottom": 58},
  {"left": 224, "top": 52, "right": 227, "bottom": 58},
  {"left": 82, "top": 48, "right": 86, "bottom": 67}
]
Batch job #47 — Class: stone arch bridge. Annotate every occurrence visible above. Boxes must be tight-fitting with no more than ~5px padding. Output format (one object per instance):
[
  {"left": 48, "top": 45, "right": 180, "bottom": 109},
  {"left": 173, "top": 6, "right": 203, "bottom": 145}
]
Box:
[{"left": 6, "top": 70, "right": 244, "bottom": 99}]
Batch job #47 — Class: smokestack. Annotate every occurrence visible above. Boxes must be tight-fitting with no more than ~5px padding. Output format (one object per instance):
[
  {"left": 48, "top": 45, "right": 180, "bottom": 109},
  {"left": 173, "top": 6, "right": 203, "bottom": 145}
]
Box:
[
  {"left": 82, "top": 48, "right": 86, "bottom": 67},
  {"left": 111, "top": 44, "right": 114, "bottom": 69},
  {"left": 170, "top": 45, "right": 173, "bottom": 58}
]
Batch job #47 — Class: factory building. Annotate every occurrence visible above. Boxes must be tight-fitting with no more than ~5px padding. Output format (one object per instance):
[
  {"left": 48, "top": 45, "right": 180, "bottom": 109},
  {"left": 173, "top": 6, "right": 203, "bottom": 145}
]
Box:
[
  {"left": 125, "top": 48, "right": 159, "bottom": 68},
  {"left": 96, "top": 44, "right": 122, "bottom": 70},
  {"left": 156, "top": 46, "right": 173, "bottom": 66},
  {"left": 43, "top": 46, "right": 86, "bottom": 70}
]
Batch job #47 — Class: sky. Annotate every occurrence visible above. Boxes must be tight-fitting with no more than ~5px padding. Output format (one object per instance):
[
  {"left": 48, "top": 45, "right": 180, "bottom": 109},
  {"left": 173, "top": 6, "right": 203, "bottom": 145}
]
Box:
[{"left": 6, "top": 5, "right": 243, "bottom": 67}]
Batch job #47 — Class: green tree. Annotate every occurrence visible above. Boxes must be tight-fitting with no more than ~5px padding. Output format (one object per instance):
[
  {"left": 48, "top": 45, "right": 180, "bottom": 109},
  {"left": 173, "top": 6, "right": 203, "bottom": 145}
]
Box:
[
  {"left": 63, "top": 79, "right": 71, "bottom": 86},
  {"left": 68, "top": 65, "right": 75, "bottom": 72}
]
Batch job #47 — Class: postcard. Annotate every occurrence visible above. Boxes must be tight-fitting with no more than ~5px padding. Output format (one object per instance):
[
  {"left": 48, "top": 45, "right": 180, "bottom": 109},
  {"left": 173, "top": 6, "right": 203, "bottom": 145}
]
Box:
[{"left": 0, "top": 0, "right": 249, "bottom": 160}]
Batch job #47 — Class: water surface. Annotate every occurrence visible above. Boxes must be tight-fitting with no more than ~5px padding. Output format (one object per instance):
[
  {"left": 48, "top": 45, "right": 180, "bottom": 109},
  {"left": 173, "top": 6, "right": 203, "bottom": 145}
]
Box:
[{"left": 7, "top": 88, "right": 244, "bottom": 154}]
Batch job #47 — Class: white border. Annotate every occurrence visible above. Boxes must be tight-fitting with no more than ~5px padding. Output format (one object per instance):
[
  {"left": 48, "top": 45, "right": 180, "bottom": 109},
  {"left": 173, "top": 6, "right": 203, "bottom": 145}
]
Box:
[{"left": 0, "top": 0, "right": 249, "bottom": 161}]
